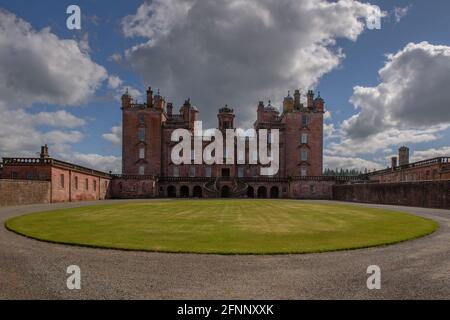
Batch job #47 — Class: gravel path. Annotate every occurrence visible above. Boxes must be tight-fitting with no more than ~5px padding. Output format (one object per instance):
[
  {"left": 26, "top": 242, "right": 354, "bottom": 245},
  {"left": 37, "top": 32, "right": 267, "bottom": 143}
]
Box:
[{"left": 0, "top": 200, "right": 449, "bottom": 299}]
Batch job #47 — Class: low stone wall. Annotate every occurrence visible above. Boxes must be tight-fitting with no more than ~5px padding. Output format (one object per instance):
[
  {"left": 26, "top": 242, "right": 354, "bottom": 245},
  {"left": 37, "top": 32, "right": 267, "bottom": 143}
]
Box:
[
  {"left": 110, "top": 178, "right": 157, "bottom": 199},
  {"left": 332, "top": 180, "right": 450, "bottom": 209},
  {"left": 0, "top": 179, "right": 51, "bottom": 207}
]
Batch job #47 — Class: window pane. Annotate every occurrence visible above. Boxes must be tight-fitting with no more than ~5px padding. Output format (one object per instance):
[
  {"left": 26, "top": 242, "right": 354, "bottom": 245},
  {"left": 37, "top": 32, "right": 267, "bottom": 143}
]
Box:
[
  {"left": 138, "top": 128, "right": 145, "bottom": 141},
  {"left": 139, "top": 166, "right": 145, "bottom": 175},
  {"left": 139, "top": 147, "right": 145, "bottom": 159},
  {"left": 173, "top": 166, "right": 179, "bottom": 177}
]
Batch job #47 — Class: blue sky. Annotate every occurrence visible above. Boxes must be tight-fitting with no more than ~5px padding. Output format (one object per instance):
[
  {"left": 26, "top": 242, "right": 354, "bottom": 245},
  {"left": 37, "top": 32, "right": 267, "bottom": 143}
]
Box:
[{"left": 0, "top": 0, "right": 449, "bottom": 172}]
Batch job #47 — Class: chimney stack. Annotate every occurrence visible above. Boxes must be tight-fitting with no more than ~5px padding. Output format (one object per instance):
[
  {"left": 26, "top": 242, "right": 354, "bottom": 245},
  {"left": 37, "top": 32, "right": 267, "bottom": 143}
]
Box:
[
  {"left": 307, "top": 90, "right": 314, "bottom": 109},
  {"left": 391, "top": 156, "right": 398, "bottom": 169},
  {"left": 40, "top": 145, "right": 49, "bottom": 159},
  {"left": 146, "top": 86, "right": 153, "bottom": 108},
  {"left": 293, "top": 90, "right": 301, "bottom": 109}
]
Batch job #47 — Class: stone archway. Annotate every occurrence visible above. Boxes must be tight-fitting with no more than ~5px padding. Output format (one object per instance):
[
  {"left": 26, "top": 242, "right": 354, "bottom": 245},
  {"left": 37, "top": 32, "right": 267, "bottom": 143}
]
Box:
[
  {"left": 193, "top": 185, "right": 203, "bottom": 198},
  {"left": 270, "top": 186, "right": 279, "bottom": 198},
  {"left": 221, "top": 185, "right": 230, "bottom": 198},
  {"left": 180, "top": 185, "right": 189, "bottom": 198},
  {"left": 257, "top": 186, "right": 267, "bottom": 198},
  {"left": 167, "top": 185, "right": 176, "bottom": 198}
]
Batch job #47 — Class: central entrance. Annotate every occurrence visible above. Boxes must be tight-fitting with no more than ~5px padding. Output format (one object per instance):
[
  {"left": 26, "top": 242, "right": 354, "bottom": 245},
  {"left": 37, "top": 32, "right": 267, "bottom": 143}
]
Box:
[{"left": 221, "top": 185, "right": 230, "bottom": 198}]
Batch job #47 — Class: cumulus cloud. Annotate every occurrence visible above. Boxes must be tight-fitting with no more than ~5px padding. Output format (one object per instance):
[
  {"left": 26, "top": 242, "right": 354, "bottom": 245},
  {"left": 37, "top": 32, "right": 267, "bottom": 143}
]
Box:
[
  {"left": 329, "top": 42, "right": 450, "bottom": 157},
  {"left": 122, "top": 0, "right": 380, "bottom": 127},
  {"left": 0, "top": 109, "right": 85, "bottom": 157},
  {"left": 0, "top": 10, "right": 117, "bottom": 170},
  {"left": 343, "top": 42, "right": 450, "bottom": 140},
  {"left": 68, "top": 153, "right": 121, "bottom": 173},
  {"left": 411, "top": 146, "right": 450, "bottom": 162},
  {"left": 102, "top": 125, "right": 122, "bottom": 145},
  {"left": 0, "top": 10, "right": 107, "bottom": 108},
  {"left": 324, "top": 155, "right": 382, "bottom": 171}
]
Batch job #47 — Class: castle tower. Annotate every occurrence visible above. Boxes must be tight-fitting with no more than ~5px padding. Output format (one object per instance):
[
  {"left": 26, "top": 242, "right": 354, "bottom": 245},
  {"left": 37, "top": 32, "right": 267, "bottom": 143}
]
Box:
[
  {"left": 399, "top": 146, "right": 410, "bottom": 166},
  {"left": 121, "top": 86, "right": 164, "bottom": 176},
  {"left": 218, "top": 105, "right": 235, "bottom": 130}
]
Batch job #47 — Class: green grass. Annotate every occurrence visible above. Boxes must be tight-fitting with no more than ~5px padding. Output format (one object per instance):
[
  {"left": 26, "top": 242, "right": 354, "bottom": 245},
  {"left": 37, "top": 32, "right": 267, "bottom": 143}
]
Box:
[{"left": 5, "top": 200, "right": 437, "bottom": 254}]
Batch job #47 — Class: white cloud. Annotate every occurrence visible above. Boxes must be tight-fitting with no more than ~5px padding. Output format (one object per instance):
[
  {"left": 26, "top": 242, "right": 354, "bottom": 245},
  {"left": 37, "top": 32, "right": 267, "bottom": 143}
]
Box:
[
  {"left": 330, "top": 42, "right": 450, "bottom": 157},
  {"left": 108, "top": 53, "right": 122, "bottom": 63},
  {"left": 33, "top": 110, "right": 86, "bottom": 128},
  {"left": 411, "top": 146, "right": 450, "bottom": 162},
  {"left": 0, "top": 10, "right": 121, "bottom": 173},
  {"left": 343, "top": 42, "right": 450, "bottom": 140},
  {"left": 68, "top": 153, "right": 121, "bottom": 173},
  {"left": 394, "top": 5, "right": 411, "bottom": 23},
  {"left": 122, "top": 0, "right": 380, "bottom": 127},
  {"left": 324, "top": 123, "right": 335, "bottom": 138},
  {"left": 107, "top": 75, "right": 123, "bottom": 90},
  {"left": 0, "top": 10, "right": 107, "bottom": 108},
  {"left": 324, "top": 155, "right": 382, "bottom": 171},
  {"left": 328, "top": 126, "right": 446, "bottom": 157},
  {"left": 102, "top": 125, "right": 122, "bottom": 145}
]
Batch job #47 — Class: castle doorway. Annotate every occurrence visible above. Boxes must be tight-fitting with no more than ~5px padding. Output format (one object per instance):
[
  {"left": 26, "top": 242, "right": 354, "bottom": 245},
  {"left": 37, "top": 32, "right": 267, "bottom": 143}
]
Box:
[
  {"left": 167, "top": 185, "right": 176, "bottom": 197},
  {"left": 180, "top": 185, "right": 189, "bottom": 198},
  {"left": 257, "top": 186, "right": 267, "bottom": 198},
  {"left": 247, "top": 186, "right": 254, "bottom": 198},
  {"left": 270, "top": 186, "right": 279, "bottom": 198},
  {"left": 193, "top": 185, "right": 203, "bottom": 198},
  {"left": 221, "top": 185, "right": 230, "bottom": 198}
]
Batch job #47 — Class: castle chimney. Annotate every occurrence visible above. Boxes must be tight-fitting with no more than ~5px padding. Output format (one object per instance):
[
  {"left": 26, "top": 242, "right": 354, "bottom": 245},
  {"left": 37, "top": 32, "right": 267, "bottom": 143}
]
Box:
[
  {"left": 293, "top": 90, "right": 301, "bottom": 109},
  {"left": 146, "top": 86, "right": 153, "bottom": 108},
  {"left": 283, "top": 91, "right": 294, "bottom": 113},
  {"left": 391, "top": 156, "right": 398, "bottom": 169},
  {"left": 398, "top": 146, "right": 410, "bottom": 166},
  {"left": 307, "top": 90, "right": 314, "bottom": 109},
  {"left": 167, "top": 102, "right": 173, "bottom": 117},
  {"left": 121, "top": 89, "right": 131, "bottom": 109},
  {"left": 40, "top": 144, "right": 49, "bottom": 159}
]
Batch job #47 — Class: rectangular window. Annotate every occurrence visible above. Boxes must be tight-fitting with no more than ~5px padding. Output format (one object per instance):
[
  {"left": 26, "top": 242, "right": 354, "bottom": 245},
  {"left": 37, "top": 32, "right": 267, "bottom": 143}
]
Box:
[
  {"left": 138, "top": 128, "right": 145, "bottom": 142},
  {"left": 11, "top": 172, "right": 18, "bottom": 179},
  {"left": 93, "top": 180, "right": 97, "bottom": 192},
  {"left": 301, "top": 149, "right": 308, "bottom": 161},
  {"left": 60, "top": 174, "right": 65, "bottom": 188},
  {"left": 85, "top": 178, "right": 89, "bottom": 190},
  {"left": 302, "top": 115, "right": 309, "bottom": 127},
  {"left": 301, "top": 133, "right": 308, "bottom": 144},
  {"left": 138, "top": 114, "right": 145, "bottom": 124},
  {"left": 191, "top": 149, "right": 195, "bottom": 161},
  {"left": 26, "top": 172, "right": 33, "bottom": 180},
  {"left": 173, "top": 166, "right": 179, "bottom": 177},
  {"left": 238, "top": 167, "right": 244, "bottom": 178},
  {"left": 139, "top": 165, "right": 145, "bottom": 175},
  {"left": 74, "top": 176, "right": 78, "bottom": 190},
  {"left": 205, "top": 167, "right": 212, "bottom": 177},
  {"left": 139, "top": 147, "right": 145, "bottom": 159},
  {"left": 189, "top": 166, "right": 196, "bottom": 177}
]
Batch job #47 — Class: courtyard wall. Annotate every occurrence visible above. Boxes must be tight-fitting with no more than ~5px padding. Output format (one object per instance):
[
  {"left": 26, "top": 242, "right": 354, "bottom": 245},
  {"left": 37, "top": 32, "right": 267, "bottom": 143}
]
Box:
[
  {"left": 332, "top": 180, "right": 450, "bottom": 209},
  {"left": 0, "top": 179, "right": 51, "bottom": 207}
]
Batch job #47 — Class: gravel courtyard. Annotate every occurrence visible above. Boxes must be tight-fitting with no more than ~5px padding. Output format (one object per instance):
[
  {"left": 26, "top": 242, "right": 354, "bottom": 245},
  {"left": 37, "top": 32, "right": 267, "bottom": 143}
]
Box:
[{"left": 1, "top": 200, "right": 449, "bottom": 299}]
